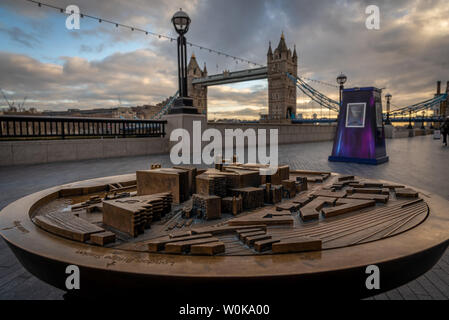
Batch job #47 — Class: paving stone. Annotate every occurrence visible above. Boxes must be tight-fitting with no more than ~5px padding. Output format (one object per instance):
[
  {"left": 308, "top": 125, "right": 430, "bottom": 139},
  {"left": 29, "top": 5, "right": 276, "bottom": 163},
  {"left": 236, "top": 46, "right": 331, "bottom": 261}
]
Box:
[
  {"left": 416, "top": 276, "right": 446, "bottom": 300},
  {"left": 0, "top": 136, "right": 448, "bottom": 299},
  {"left": 396, "top": 284, "right": 419, "bottom": 300},
  {"left": 385, "top": 289, "right": 403, "bottom": 300}
]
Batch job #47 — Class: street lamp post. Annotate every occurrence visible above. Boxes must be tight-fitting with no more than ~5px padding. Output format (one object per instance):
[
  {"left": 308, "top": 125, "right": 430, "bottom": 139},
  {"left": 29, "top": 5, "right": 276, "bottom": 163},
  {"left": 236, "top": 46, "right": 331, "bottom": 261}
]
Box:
[
  {"left": 336, "top": 73, "right": 347, "bottom": 111},
  {"left": 169, "top": 9, "right": 198, "bottom": 114},
  {"left": 385, "top": 93, "right": 392, "bottom": 125}
]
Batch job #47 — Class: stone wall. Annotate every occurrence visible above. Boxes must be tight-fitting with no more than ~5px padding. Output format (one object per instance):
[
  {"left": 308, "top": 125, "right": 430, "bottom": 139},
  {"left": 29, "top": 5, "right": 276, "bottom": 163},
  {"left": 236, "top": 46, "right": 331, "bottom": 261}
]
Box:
[
  {"left": 384, "top": 125, "right": 435, "bottom": 139},
  {"left": 0, "top": 121, "right": 337, "bottom": 167},
  {"left": 0, "top": 137, "right": 168, "bottom": 167},
  {"left": 207, "top": 122, "right": 336, "bottom": 145}
]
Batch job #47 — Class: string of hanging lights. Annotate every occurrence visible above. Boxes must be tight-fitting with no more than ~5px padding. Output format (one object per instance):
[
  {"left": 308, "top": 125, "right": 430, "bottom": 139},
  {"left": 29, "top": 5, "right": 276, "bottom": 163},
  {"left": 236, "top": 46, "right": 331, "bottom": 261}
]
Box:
[
  {"left": 26, "top": 0, "right": 342, "bottom": 87},
  {"left": 24, "top": 0, "right": 264, "bottom": 67}
]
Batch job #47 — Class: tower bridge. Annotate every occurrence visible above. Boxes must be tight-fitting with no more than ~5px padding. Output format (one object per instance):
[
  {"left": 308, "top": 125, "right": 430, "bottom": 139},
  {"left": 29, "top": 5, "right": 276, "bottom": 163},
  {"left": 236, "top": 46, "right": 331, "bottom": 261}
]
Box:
[
  {"left": 150, "top": 32, "right": 448, "bottom": 123},
  {"left": 192, "top": 66, "right": 268, "bottom": 87},
  {"left": 185, "top": 33, "right": 449, "bottom": 124},
  {"left": 188, "top": 33, "right": 298, "bottom": 121}
]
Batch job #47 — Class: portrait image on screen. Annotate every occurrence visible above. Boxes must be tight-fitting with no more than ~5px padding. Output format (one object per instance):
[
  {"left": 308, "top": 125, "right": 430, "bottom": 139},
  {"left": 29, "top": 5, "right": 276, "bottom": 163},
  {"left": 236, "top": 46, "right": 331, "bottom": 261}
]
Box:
[{"left": 346, "top": 103, "right": 366, "bottom": 128}]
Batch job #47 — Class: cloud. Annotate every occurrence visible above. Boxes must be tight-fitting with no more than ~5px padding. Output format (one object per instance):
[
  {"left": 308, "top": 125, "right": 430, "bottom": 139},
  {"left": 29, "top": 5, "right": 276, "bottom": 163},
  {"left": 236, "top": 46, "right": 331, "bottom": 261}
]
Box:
[
  {"left": 0, "top": 49, "right": 177, "bottom": 110},
  {"left": 0, "top": 0, "right": 448, "bottom": 117},
  {"left": 79, "top": 43, "right": 105, "bottom": 53},
  {"left": 0, "top": 25, "right": 40, "bottom": 48}
]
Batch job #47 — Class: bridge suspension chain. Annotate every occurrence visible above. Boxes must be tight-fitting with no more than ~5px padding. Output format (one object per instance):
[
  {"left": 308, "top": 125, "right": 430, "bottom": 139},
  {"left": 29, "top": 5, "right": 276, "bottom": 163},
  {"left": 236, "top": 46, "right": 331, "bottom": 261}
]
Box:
[
  {"left": 286, "top": 73, "right": 340, "bottom": 112},
  {"left": 388, "top": 93, "right": 448, "bottom": 116},
  {"left": 150, "top": 91, "right": 179, "bottom": 120}
]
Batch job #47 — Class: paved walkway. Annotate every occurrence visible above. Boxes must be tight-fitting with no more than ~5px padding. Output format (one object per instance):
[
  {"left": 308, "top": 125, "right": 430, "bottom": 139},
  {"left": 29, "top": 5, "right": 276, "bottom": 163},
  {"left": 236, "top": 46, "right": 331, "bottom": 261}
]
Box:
[{"left": 0, "top": 135, "right": 448, "bottom": 299}]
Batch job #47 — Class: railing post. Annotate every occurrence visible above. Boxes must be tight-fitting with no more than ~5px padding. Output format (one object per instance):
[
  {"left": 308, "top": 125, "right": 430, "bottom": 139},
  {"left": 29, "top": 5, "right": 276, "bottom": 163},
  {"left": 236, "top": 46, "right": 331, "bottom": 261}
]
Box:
[{"left": 0, "top": 116, "right": 166, "bottom": 140}]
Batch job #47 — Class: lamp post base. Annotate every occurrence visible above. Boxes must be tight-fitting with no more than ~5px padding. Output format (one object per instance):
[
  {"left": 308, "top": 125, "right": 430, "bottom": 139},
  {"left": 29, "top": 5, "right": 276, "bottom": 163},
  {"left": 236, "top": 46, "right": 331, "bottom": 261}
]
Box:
[{"left": 169, "top": 97, "right": 198, "bottom": 114}]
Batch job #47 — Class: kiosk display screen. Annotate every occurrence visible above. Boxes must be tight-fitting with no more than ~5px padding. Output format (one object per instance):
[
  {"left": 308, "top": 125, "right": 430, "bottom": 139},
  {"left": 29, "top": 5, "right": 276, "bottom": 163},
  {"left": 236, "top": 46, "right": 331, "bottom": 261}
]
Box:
[{"left": 346, "top": 103, "right": 366, "bottom": 128}]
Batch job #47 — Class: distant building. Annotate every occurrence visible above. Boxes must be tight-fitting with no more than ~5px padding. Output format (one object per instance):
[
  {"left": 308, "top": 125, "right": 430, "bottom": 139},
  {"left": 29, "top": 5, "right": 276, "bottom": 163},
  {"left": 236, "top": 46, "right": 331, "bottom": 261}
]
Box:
[
  {"left": 1, "top": 108, "right": 40, "bottom": 116},
  {"left": 42, "top": 107, "right": 136, "bottom": 119}
]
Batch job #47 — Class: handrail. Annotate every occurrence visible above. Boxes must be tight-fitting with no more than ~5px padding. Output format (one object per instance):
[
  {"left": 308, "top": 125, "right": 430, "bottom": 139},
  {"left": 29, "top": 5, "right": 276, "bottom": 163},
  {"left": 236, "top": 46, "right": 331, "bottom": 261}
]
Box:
[{"left": 0, "top": 115, "right": 167, "bottom": 140}]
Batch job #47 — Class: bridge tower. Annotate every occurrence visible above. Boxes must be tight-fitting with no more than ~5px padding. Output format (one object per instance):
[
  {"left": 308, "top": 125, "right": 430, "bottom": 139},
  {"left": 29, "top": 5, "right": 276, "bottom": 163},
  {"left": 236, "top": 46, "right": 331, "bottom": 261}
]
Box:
[
  {"left": 187, "top": 53, "right": 208, "bottom": 116},
  {"left": 435, "top": 81, "right": 449, "bottom": 117},
  {"left": 267, "top": 33, "right": 297, "bottom": 121}
]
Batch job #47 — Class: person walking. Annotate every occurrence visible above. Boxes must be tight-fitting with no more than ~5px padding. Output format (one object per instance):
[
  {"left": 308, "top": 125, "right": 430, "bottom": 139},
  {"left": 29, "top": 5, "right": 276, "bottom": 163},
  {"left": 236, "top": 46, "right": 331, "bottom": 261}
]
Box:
[{"left": 442, "top": 116, "right": 449, "bottom": 146}]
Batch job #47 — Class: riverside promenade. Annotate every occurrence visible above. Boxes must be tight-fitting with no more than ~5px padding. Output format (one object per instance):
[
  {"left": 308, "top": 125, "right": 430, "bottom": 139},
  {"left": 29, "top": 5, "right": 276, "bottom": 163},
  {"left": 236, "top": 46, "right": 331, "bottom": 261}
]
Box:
[{"left": 0, "top": 135, "right": 448, "bottom": 300}]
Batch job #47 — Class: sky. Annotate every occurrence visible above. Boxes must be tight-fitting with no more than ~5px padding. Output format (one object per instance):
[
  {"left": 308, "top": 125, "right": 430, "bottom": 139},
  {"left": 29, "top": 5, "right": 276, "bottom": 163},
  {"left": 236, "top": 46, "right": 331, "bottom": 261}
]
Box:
[{"left": 0, "top": 0, "right": 448, "bottom": 120}]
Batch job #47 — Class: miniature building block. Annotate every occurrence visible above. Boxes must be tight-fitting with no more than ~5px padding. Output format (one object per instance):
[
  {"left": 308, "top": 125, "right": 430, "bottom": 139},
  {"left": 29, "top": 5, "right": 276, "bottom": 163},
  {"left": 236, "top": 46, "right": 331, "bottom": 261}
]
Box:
[
  {"left": 34, "top": 212, "right": 104, "bottom": 243},
  {"left": 293, "top": 195, "right": 313, "bottom": 207},
  {"left": 231, "top": 187, "right": 265, "bottom": 210},
  {"left": 191, "top": 241, "right": 225, "bottom": 255},
  {"left": 331, "top": 180, "right": 355, "bottom": 190},
  {"left": 147, "top": 233, "right": 214, "bottom": 252},
  {"left": 347, "top": 193, "right": 389, "bottom": 203},
  {"left": 229, "top": 212, "right": 294, "bottom": 226},
  {"left": 346, "top": 188, "right": 389, "bottom": 195},
  {"left": 169, "top": 231, "right": 192, "bottom": 239},
  {"left": 395, "top": 188, "right": 419, "bottom": 198},
  {"left": 383, "top": 183, "right": 405, "bottom": 190},
  {"left": 338, "top": 175, "right": 355, "bottom": 182},
  {"left": 254, "top": 238, "right": 281, "bottom": 252},
  {"left": 221, "top": 197, "right": 243, "bottom": 215},
  {"left": 360, "top": 181, "right": 384, "bottom": 188},
  {"left": 272, "top": 237, "right": 322, "bottom": 253},
  {"left": 71, "top": 195, "right": 103, "bottom": 212},
  {"left": 321, "top": 199, "right": 375, "bottom": 218},
  {"left": 150, "top": 163, "right": 162, "bottom": 170},
  {"left": 282, "top": 180, "right": 297, "bottom": 198},
  {"left": 313, "top": 190, "right": 347, "bottom": 198},
  {"left": 269, "top": 165, "right": 290, "bottom": 185},
  {"left": 239, "top": 230, "right": 266, "bottom": 241},
  {"left": 300, "top": 197, "right": 336, "bottom": 221},
  {"left": 235, "top": 227, "right": 265, "bottom": 236},
  {"left": 276, "top": 203, "right": 299, "bottom": 212},
  {"left": 90, "top": 231, "right": 116, "bottom": 246},
  {"left": 137, "top": 168, "right": 189, "bottom": 204},
  {"left": 173, "top": 165, "right": 198, "bottom": 195},
  {"left": 191, "top": 225, "right": 267, "bottom": 236},
  {"left": 225, "top": 168, "right": 262, "bottom": 188},
  {"left": 192, "top": 194, "right": 222, "bottom": 220},
  {"left": 246, "top": 234, "right": 272, "bottom": 246},
  {"left": 103, "top": 193, "right": 172, "bottom": 237},
  {"left": 261, "top": 184, "right": 283, "bottom": 204},
  {"left": 200, "top": 170, "right": 241, "bottom": 193},
  {"left": 164, "top": 237, "right": 219, "bottom": 253},
  {"left": 196, "top": 174, "right": 227, "bottom": 197},
  {"left": 295, "top": 177, "right": 308, "bottom": 192}
]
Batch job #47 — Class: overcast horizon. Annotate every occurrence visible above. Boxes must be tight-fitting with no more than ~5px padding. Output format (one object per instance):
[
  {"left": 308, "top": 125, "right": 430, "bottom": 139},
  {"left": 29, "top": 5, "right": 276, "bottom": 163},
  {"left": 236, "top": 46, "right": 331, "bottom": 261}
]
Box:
[{"left": 0, "top": 0, "right": 448, "bottom": 120}]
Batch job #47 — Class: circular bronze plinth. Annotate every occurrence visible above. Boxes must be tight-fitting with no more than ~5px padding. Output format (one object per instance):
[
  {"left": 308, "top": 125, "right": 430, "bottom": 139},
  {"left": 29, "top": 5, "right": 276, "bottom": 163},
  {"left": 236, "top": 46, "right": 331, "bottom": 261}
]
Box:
[{"left": 1, "top": 173, "right": 448, "bottom": 299}]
